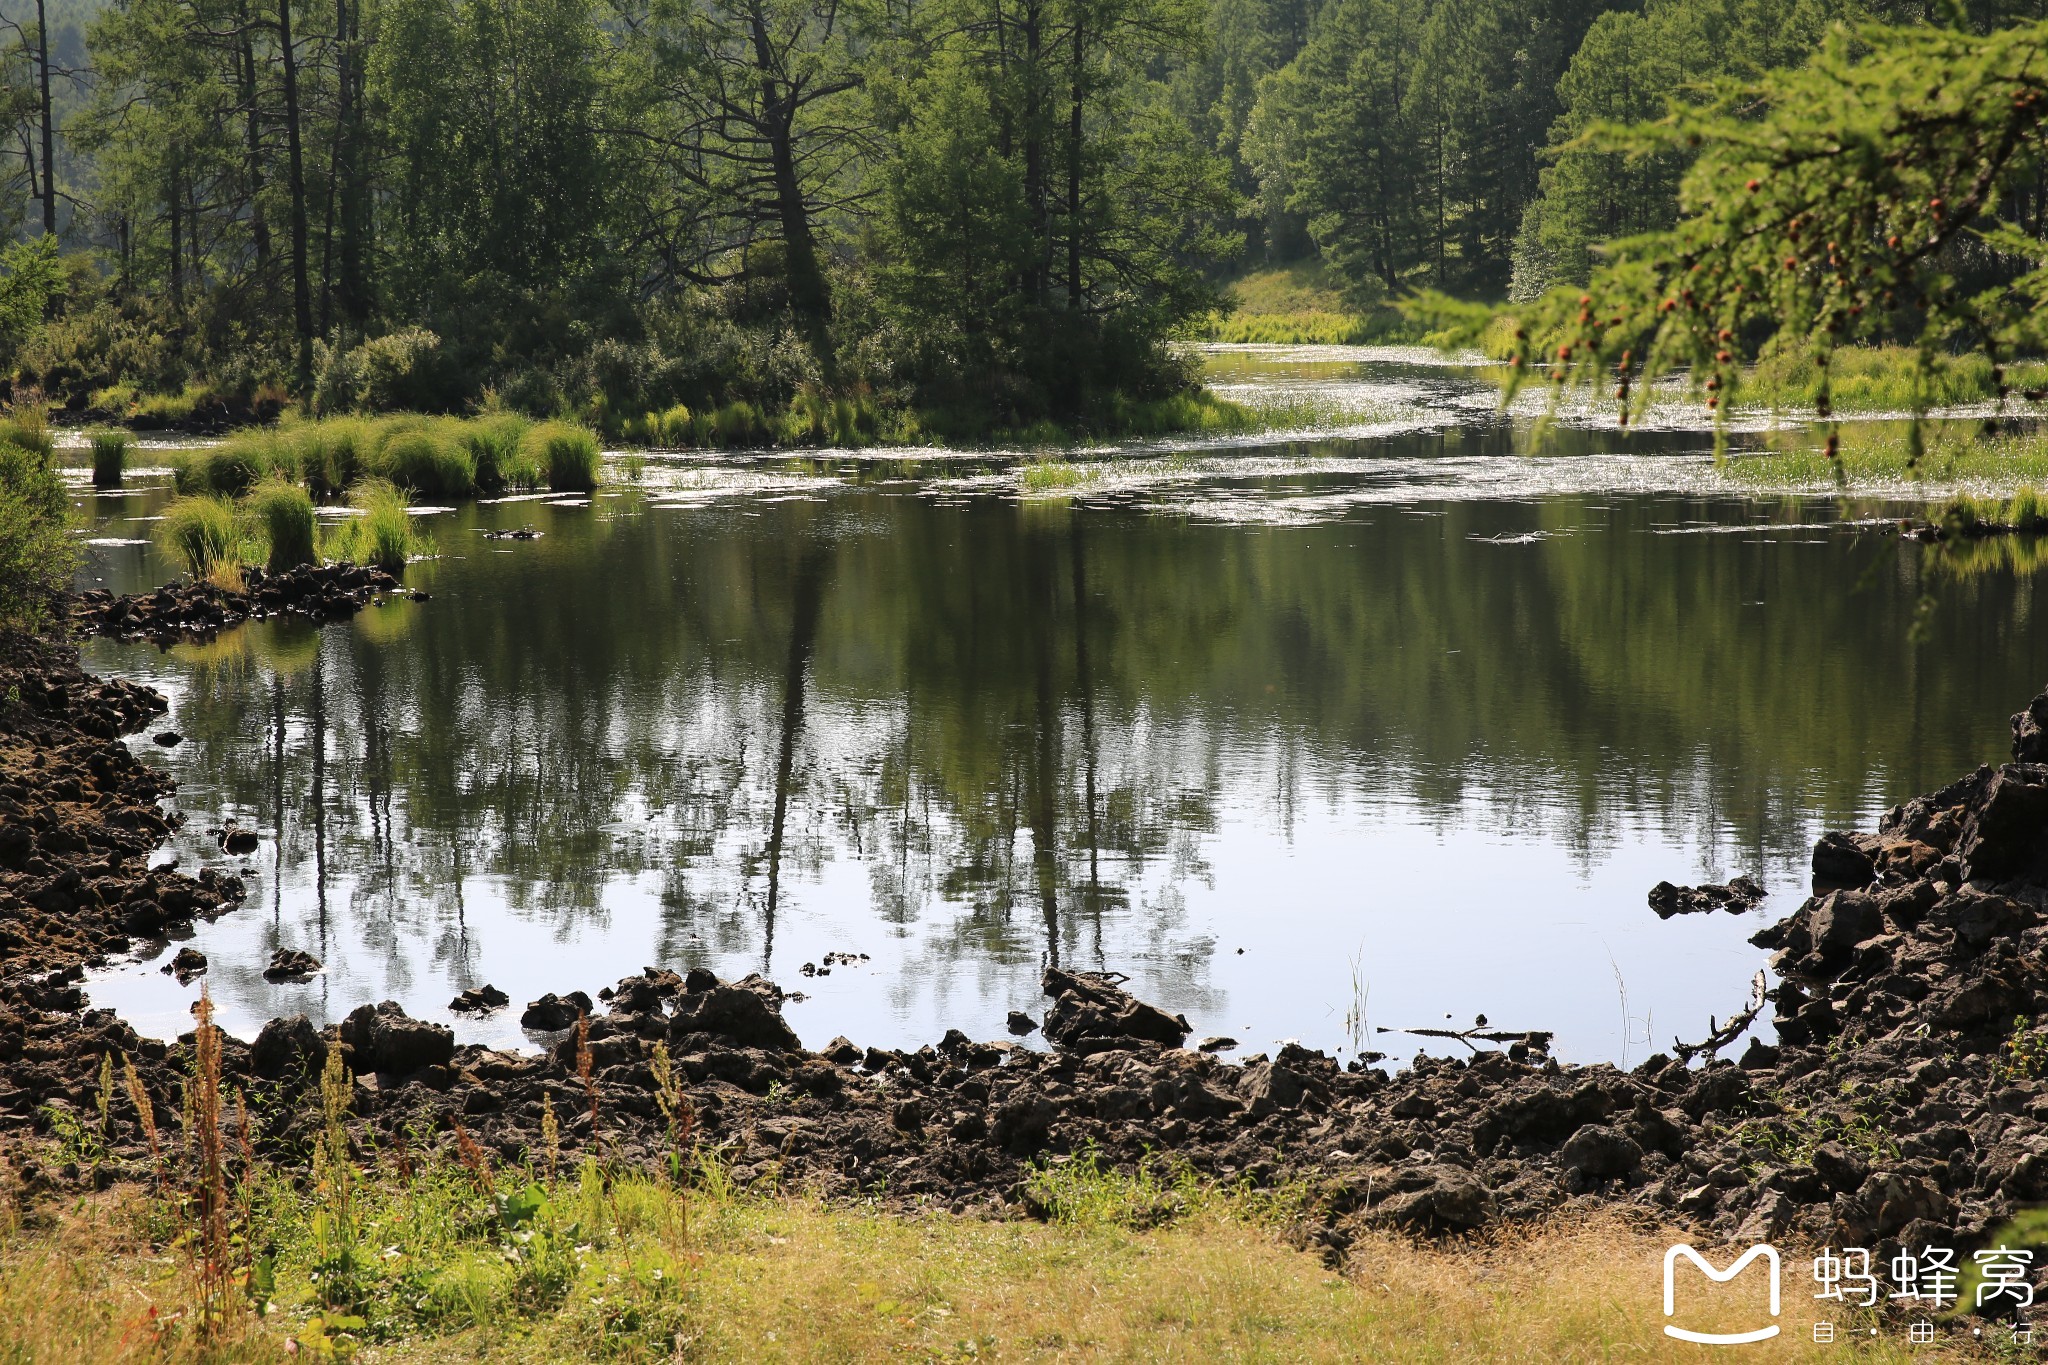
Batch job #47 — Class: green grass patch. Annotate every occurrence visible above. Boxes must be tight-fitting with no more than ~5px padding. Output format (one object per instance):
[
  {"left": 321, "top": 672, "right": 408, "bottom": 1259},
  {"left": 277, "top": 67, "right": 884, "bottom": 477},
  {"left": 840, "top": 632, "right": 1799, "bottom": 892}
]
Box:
[
  {"left": 1719, "top": 420, "right": 2048, "bottom": 490},
  {"left": 1199, "top": 263, "right": 1439, "bottom": 346},
  {"left": 372, "top": 423, "right": 477, "bottom": 498},
  {"left": 0, "top": 409, "right": 55, "bottom": 461},
  {"left": 1738, "top": 345, "right": 2048, "bottom": 414}
]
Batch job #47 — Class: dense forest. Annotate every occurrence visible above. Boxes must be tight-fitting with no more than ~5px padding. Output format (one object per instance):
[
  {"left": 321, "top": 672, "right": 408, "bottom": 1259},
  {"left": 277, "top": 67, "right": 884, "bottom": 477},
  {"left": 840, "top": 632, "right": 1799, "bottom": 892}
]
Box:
[{"left": 1, "top": 0, "right": 2045, "bottom": 432}]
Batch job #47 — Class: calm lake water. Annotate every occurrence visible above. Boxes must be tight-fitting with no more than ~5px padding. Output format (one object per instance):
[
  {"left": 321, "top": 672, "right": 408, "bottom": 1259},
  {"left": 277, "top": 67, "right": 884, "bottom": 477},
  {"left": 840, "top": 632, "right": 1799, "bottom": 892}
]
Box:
[{"left": 68, "top": 347, "right": 2048, "bottom": 1065}]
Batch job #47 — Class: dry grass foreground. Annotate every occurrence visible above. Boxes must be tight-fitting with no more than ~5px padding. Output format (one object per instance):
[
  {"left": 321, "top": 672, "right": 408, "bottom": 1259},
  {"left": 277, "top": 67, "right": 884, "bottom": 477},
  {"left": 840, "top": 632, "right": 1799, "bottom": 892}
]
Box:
[{"left": 0, "top": 1168, "right": 1998, "bottom": 1364}]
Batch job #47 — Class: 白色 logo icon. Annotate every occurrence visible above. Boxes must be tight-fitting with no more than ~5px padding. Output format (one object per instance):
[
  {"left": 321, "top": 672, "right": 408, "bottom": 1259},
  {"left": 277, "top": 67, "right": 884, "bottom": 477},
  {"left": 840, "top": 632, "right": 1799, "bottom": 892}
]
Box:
[{"left": 1662, "top": 1244, "right": 1782, "bottom": 1344}]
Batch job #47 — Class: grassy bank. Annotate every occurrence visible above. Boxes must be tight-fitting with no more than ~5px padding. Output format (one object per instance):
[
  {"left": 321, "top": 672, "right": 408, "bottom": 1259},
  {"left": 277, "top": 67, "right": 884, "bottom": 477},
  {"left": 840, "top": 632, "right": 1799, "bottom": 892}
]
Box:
[
  {"left": 1200, "top": 264, "right": 1435, "bottom": 346},
  {"left": 1736, "top": 346, "right": 2048, "bottom": 415},
  {"left": 0, "top": 1151, "right": 1946, "bottom": 1364},
  {"left": 1719, "top": 420, "right": 2048, "bottom": 489}
]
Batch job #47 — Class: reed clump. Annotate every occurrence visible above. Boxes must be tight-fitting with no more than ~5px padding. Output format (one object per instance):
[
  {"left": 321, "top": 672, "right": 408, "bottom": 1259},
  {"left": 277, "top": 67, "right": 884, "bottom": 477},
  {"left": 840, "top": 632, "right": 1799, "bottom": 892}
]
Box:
[
  {"left": 522, "top": 419, "right": 601, "bottom": 492},
  {"left": 154, "top": 495, "right": 243, "bottom": 581},
  {"left": 87, "top": 429, "right": 131, "bottom": 488},
  {"left": 247, "top": 477, "right": 317, "bottom": 571}
]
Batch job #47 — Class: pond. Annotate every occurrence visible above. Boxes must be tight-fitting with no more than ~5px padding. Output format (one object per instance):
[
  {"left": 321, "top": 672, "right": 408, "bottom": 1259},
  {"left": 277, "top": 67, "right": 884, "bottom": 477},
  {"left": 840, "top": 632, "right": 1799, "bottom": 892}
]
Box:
[{"left": 68, "top": 346, "right": 2048, "bottom": 1066}]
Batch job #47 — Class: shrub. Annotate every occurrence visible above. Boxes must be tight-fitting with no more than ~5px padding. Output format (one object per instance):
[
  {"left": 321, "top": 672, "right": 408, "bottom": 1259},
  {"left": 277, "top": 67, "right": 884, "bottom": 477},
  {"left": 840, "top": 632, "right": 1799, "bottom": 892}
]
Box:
[
  {"left": 313, "top": 328, "right": 457, "bottom": 413},
  {"left": 521, "top": 420, "right": 600, "bottom": 493},
  {"left": 374, "top": 426, "right": 476, "bottom": 498},
  {"left": 155, "top": 496, "right": 242, "bottom": 580},
  {"left": 249, "top": 478, "right": 317, "bottom": 571},
  {"left": 88, "top": 429, "right": 131, "bottom": 488},
  {"left": 0, "top": 440, "right": 74, "bottom": 630}
]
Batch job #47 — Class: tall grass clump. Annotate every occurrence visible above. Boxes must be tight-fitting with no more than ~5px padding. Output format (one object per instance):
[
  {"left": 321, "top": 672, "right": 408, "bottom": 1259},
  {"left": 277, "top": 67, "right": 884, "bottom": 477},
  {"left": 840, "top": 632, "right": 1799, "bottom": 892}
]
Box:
[
  {"left": 372, "top": 424, "right": 476, "bottom": 498},
  {"left": 173, "top": 432, "right": 293, "bottom": 496},
  {"left": 249, "top": 477, "right": 317, "bottom": 570},
  {"left": 2007, "top": 486, "right": 2048, "bottom": 533},
  {"left": 0, "top": 407, "right": 54, "bottom": 460},
  {"left": 325, "top": 479, "right": 428, "bottom": 573},
  {"left": 455, "top": 412, "right": 536, "bottom": 492},
  {"left": 155, "top": 495, "right": 243, "bottom": 582},
  {"left": 291, "top": 417, "right": 373, "bottom": 496},
  {"left": 87, "top": 429, "right": 131, "bottom": 488},
  {"left": 522, "top": 419, "right": 601, "bottom": 492}
]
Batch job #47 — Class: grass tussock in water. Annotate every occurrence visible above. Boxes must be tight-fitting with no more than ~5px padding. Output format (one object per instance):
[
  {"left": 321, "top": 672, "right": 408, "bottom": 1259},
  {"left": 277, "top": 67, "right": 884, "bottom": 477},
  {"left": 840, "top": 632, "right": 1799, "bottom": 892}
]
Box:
[
  {"left": 247, "top": 478, "right": 317, "bottom": 571},
  {"left": 173, "top": 413, "right": 581, "bottom": 501},
  {"left": 322, "top": 479, "right": 429, "bottom": 571},
  {"left": 522, "top": 419, "right": 601, "bottom": 492},
  {"left": 153, "top": 495, "right": 249, "bottom": 582},
  {"left": 87, "top": 428, "right": 131, "bottom": 488}
]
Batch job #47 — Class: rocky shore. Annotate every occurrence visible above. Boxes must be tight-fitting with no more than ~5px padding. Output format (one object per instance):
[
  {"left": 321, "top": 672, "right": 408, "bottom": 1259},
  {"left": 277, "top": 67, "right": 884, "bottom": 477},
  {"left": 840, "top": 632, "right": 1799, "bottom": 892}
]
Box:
[
  {"left": 8, "top": 625, "right": 2048, "bottom": 1274},
  {"left": 69, "top": 563, "right": 407, "bottom": 645}
]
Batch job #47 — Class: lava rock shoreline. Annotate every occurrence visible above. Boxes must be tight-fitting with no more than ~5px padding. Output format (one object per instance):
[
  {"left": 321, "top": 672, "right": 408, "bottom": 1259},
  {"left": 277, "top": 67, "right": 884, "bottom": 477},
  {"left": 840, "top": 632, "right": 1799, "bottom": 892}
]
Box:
[
  {"left": 70, "top": 563, "right": 406, "bottom": 646},
  {"left": 9, "top": 628, "right": 2048, "bottom": 1269}
]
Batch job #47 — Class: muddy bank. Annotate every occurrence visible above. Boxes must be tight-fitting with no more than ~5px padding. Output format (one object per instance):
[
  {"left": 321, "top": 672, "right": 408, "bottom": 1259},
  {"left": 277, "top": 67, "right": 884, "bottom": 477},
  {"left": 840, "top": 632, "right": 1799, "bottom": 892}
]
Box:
[
  {"left": 69, "top": 563, "right": 407, "bottom": 646},
  {"left": 9, "top": 629, "right": 2048, "bottom": 1271}
]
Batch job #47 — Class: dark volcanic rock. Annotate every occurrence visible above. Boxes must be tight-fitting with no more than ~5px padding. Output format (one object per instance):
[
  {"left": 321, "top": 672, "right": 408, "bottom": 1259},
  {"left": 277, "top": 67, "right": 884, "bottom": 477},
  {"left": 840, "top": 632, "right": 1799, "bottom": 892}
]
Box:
[
  {"left": 162, "top": 947, "right": 208, "bottom": 983},
  {"left": 263, "top": 948, "right": 322, "bottom": 982},
  {"left": 1812, "top": 830, "right": 1880, "bottom": 892},
  {"left": 1006, "top": 1011, "right": 1038, "bottom": 1036},
  {"left": 1647, "top": 875, "right": 1764, "bottom": 918},
  {"left": 521, "top": 992, "right": 593, "bottom": 1032},
  {"left": 250, "top": 1014, "right": 323, "bottom": 1079},
  {"left": 669, "top": 976, "right": 800, "bottom": 1052},
  {"left": 1040, "top": 968, "right": 1190, "bottom": 1052},
  {"left": 70, "top": 564, "right": 405, "bottom": 645},
  {"left": 450, "top": 984, "right": 510, "bottom": 1014},
  {"left": 341, "top": 1001, "right": 454, "bottom": 1075}
]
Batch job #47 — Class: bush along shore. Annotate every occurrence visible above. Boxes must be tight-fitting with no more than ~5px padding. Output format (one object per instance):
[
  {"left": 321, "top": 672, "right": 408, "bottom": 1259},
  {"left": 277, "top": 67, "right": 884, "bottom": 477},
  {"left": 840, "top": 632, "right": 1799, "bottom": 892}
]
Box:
[{"left": 11, "top": 631, "right": 2048, "bottom": 1340}]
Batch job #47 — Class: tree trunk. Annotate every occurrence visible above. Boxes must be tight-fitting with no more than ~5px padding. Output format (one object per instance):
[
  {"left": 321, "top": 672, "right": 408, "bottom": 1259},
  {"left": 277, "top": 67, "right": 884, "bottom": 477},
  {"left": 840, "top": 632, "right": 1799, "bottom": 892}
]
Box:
[
  {"left": 1065, "top": 15, "right": 1083, "bottom": 310},
  {"left": 238, "top": 9, "right": 270, "bottom": 269},
  {"left": 277, "top": 0, "right": 315, "bottom": 388},
  {"left": 746, "top": 2, "right": 836, "bottom": 380},
  {"left": 35, "top": 0, "right": 55, "bottom": 236}
]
